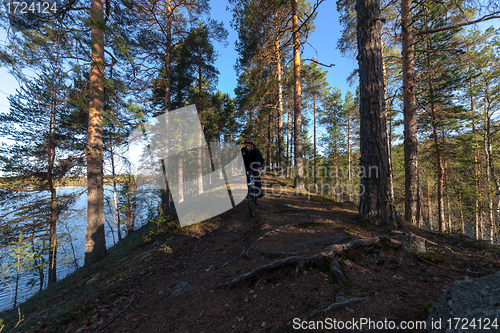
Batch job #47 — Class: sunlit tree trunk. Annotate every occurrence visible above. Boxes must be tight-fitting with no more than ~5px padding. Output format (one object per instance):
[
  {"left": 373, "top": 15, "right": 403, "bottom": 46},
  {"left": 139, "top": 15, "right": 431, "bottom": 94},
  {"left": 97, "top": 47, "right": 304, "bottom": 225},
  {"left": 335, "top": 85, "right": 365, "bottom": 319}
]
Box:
[
  {"left": 85, "top": 0, "right": 106, "bottom": 266},
  {"left": 459, "top": 192, "right": 465, "bottom": 234},
  {"left": 276, "top": 38, "right": 285, "bottom": 177},
  {"left": 286, "top": 108, "right": 290, "bottom": 178},
  {"left": 267, "top": 110, "right": 272, "bottom": 169},
  {"left": 427, "top": 178, "right": 433, "bottom": 229},
  {"left": 292, "top": 0, "right": 305, "bottom": 191}
]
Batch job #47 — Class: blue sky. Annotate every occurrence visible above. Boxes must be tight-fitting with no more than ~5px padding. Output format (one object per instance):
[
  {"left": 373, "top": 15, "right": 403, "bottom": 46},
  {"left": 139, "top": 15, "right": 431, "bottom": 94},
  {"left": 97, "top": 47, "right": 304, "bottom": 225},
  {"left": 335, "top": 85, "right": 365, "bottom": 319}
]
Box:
[
  {"left": 1, "top": 1, "right": 499, "bottom": 117},
  {"left": 0, "top": 0, "right": 357, "bottom": 113},
  {"left": 210, "top": 0, "right": 357, "bottom": 98}
]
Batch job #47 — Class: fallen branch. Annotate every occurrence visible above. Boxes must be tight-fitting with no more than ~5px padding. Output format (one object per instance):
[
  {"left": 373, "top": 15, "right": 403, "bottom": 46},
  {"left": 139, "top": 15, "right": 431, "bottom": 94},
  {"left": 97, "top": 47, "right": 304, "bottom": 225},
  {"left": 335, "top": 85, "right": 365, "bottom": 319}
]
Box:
[{"left": 215, "top": 236, "right": 397, "bottom": 289}]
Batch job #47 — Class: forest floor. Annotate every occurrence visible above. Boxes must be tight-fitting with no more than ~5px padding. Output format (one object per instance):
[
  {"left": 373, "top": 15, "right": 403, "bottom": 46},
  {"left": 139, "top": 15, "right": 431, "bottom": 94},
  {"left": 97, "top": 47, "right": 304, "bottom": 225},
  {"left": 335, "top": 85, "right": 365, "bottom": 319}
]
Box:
[{"left": 1, "top": 175, "right": 500, "bottom": 333}]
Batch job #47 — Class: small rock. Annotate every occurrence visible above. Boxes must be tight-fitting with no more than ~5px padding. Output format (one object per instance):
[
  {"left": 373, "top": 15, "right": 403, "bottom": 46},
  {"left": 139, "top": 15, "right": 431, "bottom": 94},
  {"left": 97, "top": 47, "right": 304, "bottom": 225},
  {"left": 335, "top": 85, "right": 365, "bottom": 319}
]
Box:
[
  {"left": 343, "top": 259, "right": 353, "bottom": 266},
  {"left": 167, "top": 281, "right": 194, "bottom": 300},
  {"left": 330, "top": 259, "right": 347, "bottom": 283},
  {"left": 402, "top": 232, "right": 426, "bottom": 254}
]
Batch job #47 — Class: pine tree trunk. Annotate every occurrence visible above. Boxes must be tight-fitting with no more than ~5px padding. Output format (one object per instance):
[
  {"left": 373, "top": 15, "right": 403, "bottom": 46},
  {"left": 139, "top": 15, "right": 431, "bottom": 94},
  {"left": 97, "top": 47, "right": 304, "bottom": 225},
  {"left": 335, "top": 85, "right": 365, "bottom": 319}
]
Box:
[
  {"left": 443, "top": 134, "right": 451, "bottom": 232},
  {"left": 161, "top": 0, "right": 172, "bottom": 215},
  {"left": 426, "top": 32, "right": 445, "bottom": 232},
  {"left": 125, "top": 177, "right": 136, "bottom": 235},
  {"left": 347, "top": 113, "right": 353, "bottom": 202},
  {"left": 110, "top": 145, "right": 122, "bottom": 242},
  {"left": 292, "top": 0, "right": 305, "bottom": 191},
  {"left": 427, "top": 177, "right": 433, "bottom": 229},
  {"left": 178, "top": 126, "right": 184, "bottom": 203},
  {"left": 47, "top": 110, "right": 57, "bottom": 285},
  {"left": 276, "top": 39, "right": 285, "bottom": 177},
  {"left": 85, "top": 0, "right": 106, "bottom": 266},
  {"left": 356, "top": 0, "right": 397, "bottom": 226},
  {"left": 471, "top": 72, "right": 481, "bottom": 239},
  {"left": 48, "top": 180, "right": 57, "bottom": 284},
  {"left": 484, "top": 97, "right": 500, "bottom": 241},
  {"left": 401, "top": 0, "right": 420, "bottom": 226},
  {"left": 267, "top": 110, "right": 272, "bottom": 169},
  {"left": 459, "top": 192, "right": 465, "bottom": 234},
  {"left": 313, "top": 95, "right": 317, "bottom": 187},
  {"left": 286, "top": 108, "right": 290, "bottom": 178},
  {"left": 197, "top": 47, "right": 204, "bottom": 194}
]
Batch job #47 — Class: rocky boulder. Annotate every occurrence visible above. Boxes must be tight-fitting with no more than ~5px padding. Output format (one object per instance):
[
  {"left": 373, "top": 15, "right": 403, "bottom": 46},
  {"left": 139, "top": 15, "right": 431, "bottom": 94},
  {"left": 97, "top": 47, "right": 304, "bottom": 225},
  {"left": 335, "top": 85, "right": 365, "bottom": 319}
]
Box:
[{"left": 426, "top": 272, "right": 500, "bottom": 332}]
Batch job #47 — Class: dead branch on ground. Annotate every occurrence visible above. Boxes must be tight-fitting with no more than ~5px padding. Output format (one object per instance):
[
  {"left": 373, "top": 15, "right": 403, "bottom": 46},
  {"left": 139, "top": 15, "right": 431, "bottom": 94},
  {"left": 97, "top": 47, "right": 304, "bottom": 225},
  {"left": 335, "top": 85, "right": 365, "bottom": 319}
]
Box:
[{"left": 215, "top": 236, "right": 399, "bottom": 289}]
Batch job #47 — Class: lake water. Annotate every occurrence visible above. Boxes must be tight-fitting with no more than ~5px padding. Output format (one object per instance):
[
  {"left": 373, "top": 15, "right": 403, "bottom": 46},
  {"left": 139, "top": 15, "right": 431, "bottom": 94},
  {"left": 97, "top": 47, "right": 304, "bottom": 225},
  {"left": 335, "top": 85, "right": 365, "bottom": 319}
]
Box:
[{"left": 0, "top": 185, "right": 157, "bottom": 313}]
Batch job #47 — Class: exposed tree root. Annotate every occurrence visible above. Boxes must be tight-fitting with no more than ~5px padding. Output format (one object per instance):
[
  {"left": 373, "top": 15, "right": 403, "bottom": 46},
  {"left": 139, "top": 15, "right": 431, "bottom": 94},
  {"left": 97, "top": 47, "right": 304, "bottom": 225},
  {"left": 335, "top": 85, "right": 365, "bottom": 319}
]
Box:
[
  {"left": 282, "top": 297, "right": 370, "bottom": 333},
  {"left": 241, "top": 228, "right": 283, "bottom": 259},
  {"left": 302, "top": 297, "right": 369, "bottom": 321},
  {"left": 258, "top": 250, "right": 309, "bottom": 259},
  {"left": 215, "top": 236, "right": 398, "bottom": 289},
  {"left": 293, "top": 235, "right": 348, "bottom": 247},
  {"left": 215, "top": 253, "right": 323, "bottom": 289},
  {"left": 206, "top": 227, "right": 286, "bottom": 271},
  {"left": 278, "top": 218, "right": 336, "bottom": 226}
]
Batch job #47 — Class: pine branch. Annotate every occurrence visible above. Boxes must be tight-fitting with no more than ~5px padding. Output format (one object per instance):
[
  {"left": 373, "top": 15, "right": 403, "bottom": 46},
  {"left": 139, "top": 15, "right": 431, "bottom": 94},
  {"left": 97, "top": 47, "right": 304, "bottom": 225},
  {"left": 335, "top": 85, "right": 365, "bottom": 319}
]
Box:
[{"left": 415, "top": 13, "right": 500, "bottom": 36}]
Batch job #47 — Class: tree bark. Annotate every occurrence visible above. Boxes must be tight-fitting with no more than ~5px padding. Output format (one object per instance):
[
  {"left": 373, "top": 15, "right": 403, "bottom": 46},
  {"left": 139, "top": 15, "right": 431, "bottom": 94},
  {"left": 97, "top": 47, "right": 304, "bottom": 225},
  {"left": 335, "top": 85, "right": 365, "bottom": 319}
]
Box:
[
  {"left": 292, "top": 0, "right": 305, "bottom": 191},
  {"left": 401, "top": 0, "right": 420, "bottom": 226},
  {"left": 313, "top": 95, "right": 317, "bottom": 186},
  {"left": 276, "top": 38, "right": 285, "bottom": 177},
  {"left": 85, "top": 0, "right": 106, "bottom": 266},
  {"left": 356, "top": 0, "right": 397, "bottom": 226},
  {"left": 347, "top": 111, "right": 352, "bottom": 201},
  {"left": 286, "top": 106, "right": 290, "bottom": 178},
  {"left": 267, "top": 110, "right": 272, "bottom": 169},
  {"left": 484, "top": 92, "right": 500, "bottom": 242},
  {"left": 425, "top": 31, "right": 445, "bottom": 233},
  {"left": 427, "top": 177, "right": 432, "bottom": 229},
  {"left": 48, "top": 111, "right": 57, "bottom": 284},
  {"left": 110, "top": 143, "right": 122, "bottom": 242},
  {"left": 161, "top": 0, "right": 172, "bottom": 215}
]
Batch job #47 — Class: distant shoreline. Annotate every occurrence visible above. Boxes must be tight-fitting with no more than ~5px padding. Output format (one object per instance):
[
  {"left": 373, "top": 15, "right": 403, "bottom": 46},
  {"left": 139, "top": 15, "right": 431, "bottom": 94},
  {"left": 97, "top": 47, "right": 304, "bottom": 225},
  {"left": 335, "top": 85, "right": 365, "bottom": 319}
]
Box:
[{"left": 0, "top": 176, "right": 132, "bottom": 190}]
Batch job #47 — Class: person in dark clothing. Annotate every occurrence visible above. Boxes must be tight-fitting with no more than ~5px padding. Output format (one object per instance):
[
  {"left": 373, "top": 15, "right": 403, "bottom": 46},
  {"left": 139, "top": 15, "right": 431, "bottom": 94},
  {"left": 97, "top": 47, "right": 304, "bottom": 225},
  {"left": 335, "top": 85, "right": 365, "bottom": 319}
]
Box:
[{"left": 240, "top": 138, "right": 265, "bottom": 197}]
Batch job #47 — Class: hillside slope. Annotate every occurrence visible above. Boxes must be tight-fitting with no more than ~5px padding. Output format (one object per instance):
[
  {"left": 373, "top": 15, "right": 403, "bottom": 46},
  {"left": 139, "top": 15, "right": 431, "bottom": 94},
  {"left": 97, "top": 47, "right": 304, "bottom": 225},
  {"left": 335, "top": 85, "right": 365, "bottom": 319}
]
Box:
[{"left": 1, "top": 176, "right": 499, "bottom": 332}]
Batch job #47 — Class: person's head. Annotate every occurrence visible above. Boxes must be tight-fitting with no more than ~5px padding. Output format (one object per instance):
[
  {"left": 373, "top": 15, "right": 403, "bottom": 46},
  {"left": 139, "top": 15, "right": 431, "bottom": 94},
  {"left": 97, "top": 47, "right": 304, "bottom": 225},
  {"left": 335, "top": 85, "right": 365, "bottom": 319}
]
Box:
[{"left": 244, "top": 138, "right": 253, "bottom": 151}]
